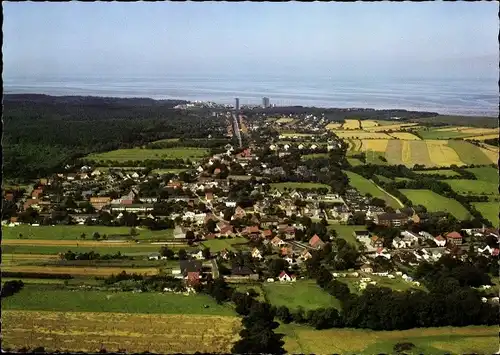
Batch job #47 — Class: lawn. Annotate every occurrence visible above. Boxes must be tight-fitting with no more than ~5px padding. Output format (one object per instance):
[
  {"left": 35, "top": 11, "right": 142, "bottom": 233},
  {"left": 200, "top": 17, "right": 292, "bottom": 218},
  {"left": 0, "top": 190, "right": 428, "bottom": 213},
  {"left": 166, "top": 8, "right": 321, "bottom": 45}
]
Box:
[
  {"left": 280, "top": 323, "right": 498, "bottom": 355},
  {"left": 415, "top": 169, "right": 460, "bottom": 177},
  {"left": 2, "top": 265, "right": 162, "bottom": 277},
  {"left": 441, "top": 179, "right": 498, "bottom": 196},
  {"left": 151, "top": 168, "right": 188, "bottom": 175},
  {"left": 86, "top": 147, "right": 208, "bottom": 162},
  {"left": 466, "top": 166, "right": 498, "bottom": 182},
  {"left": 270, "top": 182, "right": 331, "bottom": 191},
  {"left": 473, "top": 202, "right": 499, "bottom": 227},
  {"left": 2, "top": 225, "right": 173, "bottom": 241},
  {"left": 201, "top": 237, "right": 249, "bottom": 252},
  {"left": 1, "top": 244, "right": 167, "bottom": 255},
  {"left": 347, "top": 158, "right": 363, "bottom": 166},
  {"left": 345, "top": 171, "right": 402, "bottom": 208},
  {"left": 262, "top": 280, "right": 341, "bottom": 311},
  {"left": 416, "top": 128, "right": 475, "bottom": 140},
  {"left": 399, "top": 189, "right": 471, "bottom": 220},
  {"left": 3, "top": 285, "right": 235, "bottom": 315},
  {"left": 301, "top": 153, "right": 329, "bottom": 160},
  {"left": 375, "top": 174, "right": 393, "bottom": 183},
  {"left": 447, "top": 140, "right": 495, "bottom": 165},
  {"left": 327, "top": 224, "right": 366, "bottom": 248},
  {"left": 2, "top": 310, "right": 240, "bottom": 354}
]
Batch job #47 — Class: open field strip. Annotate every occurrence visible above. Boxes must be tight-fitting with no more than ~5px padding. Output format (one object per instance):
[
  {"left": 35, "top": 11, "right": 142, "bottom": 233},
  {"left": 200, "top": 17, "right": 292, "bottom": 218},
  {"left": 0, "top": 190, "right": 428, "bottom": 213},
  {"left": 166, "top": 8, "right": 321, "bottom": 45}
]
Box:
[
  {"left": 201, "top": 237, "right": 248, "bottom": 252},
  {"left": 426, "top": 140, "right": 464, "bottom": 167},
  {"left": 345, "top": 171, "right": 401, "bottom": 208},
  {"left": 400, "top": 189, "right": 471, "bottom": 220},
  {"left": 86, "top": 147, "right": 208, "bottom": 162},
  {"left": 401, "top": 141, "right": 412, "bottom": 165},
  {"left": 151, "top": 168, "right": 188, "bottom": 174},
  {"left": 2, "top": 239, "right": 139, "bottom": 247},
  {"left": 415, "top": 169, "right": 460, "bottom": 176},
  {"left": 417, "top": 129, "right": 475, "bottom": 139},
  {"left": 342, "top": 119, "right": 361, "bottom": 129},
  {"left": 3, "top": 265, "right": 161, "bottom": 276},
  {"left": 473, "top": 202, "right": 499, "bottom": 227},
  {"left": 2, "top": 225, "right": 173, "bottom": 240},
  {"left": 335, "top": 131, "right": 392, "bottom": 139},
  {"left": 348, "top": 139, "right": 363, "bottom": 151},
  {"left": 465, "top": 133, "right": 500, "bottom": 141},
  {"left": 2, "top": 254, "right": 59, "bottom": 267},
  {"left": 460, "top": 127, "right": 499, "bottom": 135},
  {"left": 2, "top": 310, "right": 240, "bottom": 353},
  {"left": 465, "top": 167, "right": 498, "bottom": 182},
  {"left": 441, "top": 179, "right": 498, "bottom": 196},
  {"left": 434, "top": 126, "right": 472, "bottom": 132},
  {"left": 448, "top": 140, "right": 495, "bottom": 165},
  {"left": 374, "top": 120, "right": 407, "bottom": 126},
  {"left": 347, "top": 158, "right": 363, "bottom": 167},
  {"left": 262, "top": 280, "right": 341, "bottom": 311},
  {"left": 276, "top": 117, "right": 295, "bottom": 124},
  {"left": 360, "top": 120, "right": 379, "bottom": 128},
  {"left": 365, "top": 123, "right": 418, "bottom": 132},
  {"left": 408, "top": 140, "right": 433, "bottom": 166},
  {"left": 301, "top": 153, "right": 329, "bottom": 160},
  {"left": 280, "top": 324, "right": 498, "bottom": 355},
  {"left": 388, "top": 132, "right": 421, "bottom": 140},
  {"left": 278, "top": 133, "right": 316, "bottom": 138},
  {"left": 361, "top": 139, "right": 389, "bottom": 152},
  {"left": 385, "top": 140, "right": 404, "bottom": 165},
  {"left": 480, "top": 143, "right": 499, "bottom": 152},
  {"left": 2, "top": 245, "right": 174, "bottom": 256},
  {"left": 325, "top": 122, "right": 343, "bottom": 130}
]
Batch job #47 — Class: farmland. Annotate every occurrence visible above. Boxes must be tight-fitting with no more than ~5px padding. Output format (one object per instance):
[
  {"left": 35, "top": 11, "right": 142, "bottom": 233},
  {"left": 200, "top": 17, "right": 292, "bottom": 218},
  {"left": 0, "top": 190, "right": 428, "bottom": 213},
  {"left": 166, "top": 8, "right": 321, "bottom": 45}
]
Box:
[
  {"left": 201, "top": 237, "right": 249, "bottom": 252},
  {"left": 2, "top": 244, "right": 172, "bottom": 255},
  {"left": 3, "top": 285, "right": 235, "bottom": 315},
  {"left": 276, "top": 117, "right": 295, "bottom": 124},
  {"left": 347, "top": 157, "right": 363, "bottom": 166},
  {"left": 280, "top": 324, "right": 498, "bottom": 355},
  {"left": 270, "top": 182, "right": 330, "bottom": 191},
  {"left": 2, "top": 225, "right": 173, "bottom": 241},
  {"left": 262, "top": 280, "right": 341, "bottom": 311},
  {"left": 388, "top": 132, "right": 421, "bottom": 140},
  {"left": 399, "top": 189, "right": 471, "bottom": 220},
  {"left": 441, "top": 179, "right": 498, "bottom": 196},
  {"left": 3, "top": 265, "right": 161, "bottom": 277},
  {"left": 447, "top": 140, "right": 495, "bottom": 165},
  {"left": 345, "top": 171, "right": 402, "bottom": 208},
  {"left": 334, "top": 131, "right": 392, "bottom": 139},
  {"left": 2, "top": 310, "right": 240, "bottom": 354},
  {"left": 301, "top": 153, "right": 329, "bottom": 160},
  {"left": 342, "top": 119, "right": 361, "bottom": 129},
  {"left": 472, "top": 202, "right": 500, "bottom": 227},
  {"left": 466, "top": 166, "right": 498, "bottom": 182},
  {"left": 325, "top": 122, "right": 343, "bottom": 130},
  {"left": 86, "top": 147, "right": 208, "bottom": 162}
]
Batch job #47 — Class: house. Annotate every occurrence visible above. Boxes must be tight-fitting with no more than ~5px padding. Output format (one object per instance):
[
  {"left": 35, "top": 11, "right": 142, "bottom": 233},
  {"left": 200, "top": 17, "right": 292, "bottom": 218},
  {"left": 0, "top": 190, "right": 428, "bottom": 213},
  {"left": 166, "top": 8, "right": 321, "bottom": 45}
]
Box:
[
  {"left": 278, "top": 271, "right": 296, "bottom": 282},
  {"left": 174, "top": 225, "right": 186, "bottom": 240},
  {"left": 219, "top": 248, "right": 231, "bottom": 260},
  {"left": 445, "top": 231, "right": 463, "bottom": 246},
  {"left": 375, "top": 248, "right": 391, "bottom": 259},
  {"left": 31, "top": 188, "right": 44, "bottom": 199},
  {"left": 167, "top": 180, "right": 183, "bottom": 189},
  {"left": 271, "top": 236, "right": 286, "bottom": 248},
  {"left": 434, "top": 235, "right": 447, "bottom": 247},
  {"left": 261, "top": 216, "right": 280, "bottom": 228},
  {"left": 261, "top": 229, "right": 273, "bottom": 239},
  {"left": 300, "top": 250, "right": 312, "bottom": 261},
  {"left": 148, "top": 252, "right": 161, "bottom": 260},
  {"left": 192, "top": 250, "right": 205, "bottom": 260},
  {"left": 306, "top": 234, "right": 323, "bottom": 249},
  {"left": 401, "top": 231, "right": 420, "bottom": 247},
  {"left": 374, "top": 212, "right": 408, "bottom": 227},
  {"left": 179, "top": 260, "right": 202, "bottom": 276},
  {"left": 354, "top": 230, "right": 370, "bottom": 241},
  {"left": 360, "top": 264, "right": 373, "bottom": 273},
  {"left": 251, "top": 248, "right": 263, "bottom": 260},
  {"left": 233, "top": 206, "right": 246, "bottom": 219},
  {"left": 418, "top": 231, "right": 434, "bottom": 240},
  {"left": 370, "top": 236, "right": 384, "bottom": 249},
  {"left": 280, "top": 247, "right": 294, "bottom": 257},
  {"left": 205, "top": 191, "right": 214, "bottom": 201},
  {"left": 280, "top": 226, "right": 296, "bottom": 240},
  {"left": 392, "top": 237, "right": 406, "bottom": 249},
  {"left": 187, "top": 272, "right": 201, "bottom": 286},
  {"left": 225, "top": 200, "right": 237, "bottom": 208},
  {"left": 218, "top": 222, "right": 234, "bottom": 236},
  {"left": 204, "top": 233, "right": 217, "bottom": 240},
  {"left": 90, "top": 197, "right": 111, "bottom": 211},
  {"left": 231, "top": 264, "right": 255, "bottom": 277}
]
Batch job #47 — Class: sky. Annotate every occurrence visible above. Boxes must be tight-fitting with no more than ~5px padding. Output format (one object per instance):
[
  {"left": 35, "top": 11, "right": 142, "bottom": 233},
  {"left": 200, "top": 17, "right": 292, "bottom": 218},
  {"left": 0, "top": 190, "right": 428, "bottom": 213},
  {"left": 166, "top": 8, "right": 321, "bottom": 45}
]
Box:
[{"left": 3, "top": 1, "right": 499, "bottom": 79}]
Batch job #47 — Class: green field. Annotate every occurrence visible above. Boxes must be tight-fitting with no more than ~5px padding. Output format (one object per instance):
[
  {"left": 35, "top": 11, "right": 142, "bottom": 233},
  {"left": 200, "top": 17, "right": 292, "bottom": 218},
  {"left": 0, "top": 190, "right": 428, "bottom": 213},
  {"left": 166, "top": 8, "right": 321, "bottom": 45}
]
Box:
[
  {"left": 415, "top": 169, "right": 460, "bottom": 177},
  {"left": 280, "top": 323, "right": 498, "bottom": 355},
  {"left": 473, "top": 202, "right": 499, "bottom": 227},
  {"left": 2, "top": 285, "right": 235, "bottom": 316},
  {"left": 345, "top": 171, "right": 402, "bottom": 208},
  {"left": 327, "top": 224, "right": 366, "bottom": 248},
  {"left": 374, "top": 175, "right": 392, "bottom": 183},
  {"left": 347, "top": 158, "right": 363, "bottom": 166},
  {"left": 201, "top": 237, "right": 249, "bottom": 252},
  {"left": 2, "top": 244, "right": 170, "bottom": 255},
  {"left": 2, "top": 225, "right": 173, "bottom": 241},
  {"left": 466, "top": 167, "right": 498, "bottom": 182},
  {"left": 262, "top": 280, "right": 341, "bottom": 311},
  {"left": 441, "top": 179, "right": 498, "bottom": 196},
  {"left": 151, "top": 168, "right": 188, "bottom": 175},
  {"left": 86, "top": 147, "right": 208, "bottom": 162},
  {"left": 416, "top": 128, "right": 474, "bottom": 140},
  {"left": 447, "top": 140, "right": 494, "bottom": 165},
  {"left": 400, "top": 189, "right": 471, "bottom": 220},
  {"left": 301, "top": 153, "right": 329, "bottom": 160},
  {"left": 151, "top": 138, "right": 180, "bottom": 144},
  {"left": 270, "top": 182, "right": 331, "bottom": 191}
]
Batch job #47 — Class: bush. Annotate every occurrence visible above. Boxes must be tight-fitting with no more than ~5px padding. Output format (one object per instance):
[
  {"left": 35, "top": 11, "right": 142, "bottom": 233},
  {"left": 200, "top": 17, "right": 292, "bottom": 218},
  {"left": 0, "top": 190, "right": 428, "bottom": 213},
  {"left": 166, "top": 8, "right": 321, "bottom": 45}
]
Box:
[
  {"left": 1, "top": 280, "right": 24, "bottom": 298},
  {"left": 393, "top": 342, "right": 415, "bottom": 353}
]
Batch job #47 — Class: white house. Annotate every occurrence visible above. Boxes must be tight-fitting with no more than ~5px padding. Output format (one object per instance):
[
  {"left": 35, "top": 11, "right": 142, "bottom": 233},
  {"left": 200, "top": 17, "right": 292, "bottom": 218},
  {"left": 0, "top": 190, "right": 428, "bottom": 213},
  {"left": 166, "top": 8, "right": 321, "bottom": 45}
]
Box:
[
  {"left": 298, "top": 144, "right": 305, "bottom": 150},
  {"left": 310, "top": 144, "right": 317, "bottom": 150},
  {"left": 418, "top": 231, "right": 434, "bottom": 240},
  {"left": 192, "top": 250, "right": 204, "bottom": 260},
  {"left": 225, "top": 200, "right": 237, "bottom": 208},
  {"left": 433, "top": 235, "right": 446, "bottom": 247},
  {"left": 392, "top": 237, "right": 406, "bottom": 249},
  {"left": 278, "top": 271, "right": 296, "bottom": 282},
  {"left": 251, "top": 248, "right": 263, "bottom": 260}
]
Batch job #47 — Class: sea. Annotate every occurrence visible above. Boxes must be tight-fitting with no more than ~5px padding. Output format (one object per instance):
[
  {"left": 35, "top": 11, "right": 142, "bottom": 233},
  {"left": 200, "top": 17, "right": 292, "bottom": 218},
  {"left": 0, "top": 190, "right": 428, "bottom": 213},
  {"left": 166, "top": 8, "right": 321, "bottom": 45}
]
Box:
[{"left": 3, "top": 75, "right": 498, "bottom": 116}]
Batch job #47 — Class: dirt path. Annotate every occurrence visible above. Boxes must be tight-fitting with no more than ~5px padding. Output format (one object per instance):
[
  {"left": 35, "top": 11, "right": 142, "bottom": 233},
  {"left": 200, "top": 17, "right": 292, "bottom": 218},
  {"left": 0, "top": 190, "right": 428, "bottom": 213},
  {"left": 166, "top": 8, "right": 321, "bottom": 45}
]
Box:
[{"left": 370, "top": 180, "right": 404, "bottom": 208}]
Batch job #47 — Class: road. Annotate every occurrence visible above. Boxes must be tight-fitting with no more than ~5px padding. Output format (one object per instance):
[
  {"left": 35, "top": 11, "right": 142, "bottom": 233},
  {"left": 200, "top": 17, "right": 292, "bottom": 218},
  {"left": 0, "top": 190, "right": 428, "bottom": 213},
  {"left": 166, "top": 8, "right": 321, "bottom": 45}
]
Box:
[{"left": 211, "top": 259, "right": 220, "bottom": 278}]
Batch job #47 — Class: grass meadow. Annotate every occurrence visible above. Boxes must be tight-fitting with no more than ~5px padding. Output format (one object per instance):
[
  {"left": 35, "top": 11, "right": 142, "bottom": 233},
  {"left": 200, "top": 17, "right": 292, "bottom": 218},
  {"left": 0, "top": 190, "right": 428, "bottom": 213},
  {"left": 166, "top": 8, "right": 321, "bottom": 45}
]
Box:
[
  {"left": 86, "top": 147, "right": 208, "bottom": 162},
  {"left": 345, "top": 171, "right": 402, "bottom": 208},
  {"left": 399, "top": 189, "right": 471, "bottom": 220}
]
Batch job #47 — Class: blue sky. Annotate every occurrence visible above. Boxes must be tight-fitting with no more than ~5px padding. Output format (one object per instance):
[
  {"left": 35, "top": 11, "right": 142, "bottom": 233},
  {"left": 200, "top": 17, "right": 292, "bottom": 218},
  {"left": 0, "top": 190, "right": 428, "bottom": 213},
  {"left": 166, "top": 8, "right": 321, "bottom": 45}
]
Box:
[{"left": 3, "top": 1, "right": 498, "bottom": 79}]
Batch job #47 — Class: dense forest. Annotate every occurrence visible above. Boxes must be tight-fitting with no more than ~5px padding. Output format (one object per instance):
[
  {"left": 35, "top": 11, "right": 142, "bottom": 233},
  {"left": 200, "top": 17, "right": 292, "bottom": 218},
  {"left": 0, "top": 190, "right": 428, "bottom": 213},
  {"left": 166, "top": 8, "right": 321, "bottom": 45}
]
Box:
[{"left": 3, "top": 95, "right": 226, "bottom": 180}]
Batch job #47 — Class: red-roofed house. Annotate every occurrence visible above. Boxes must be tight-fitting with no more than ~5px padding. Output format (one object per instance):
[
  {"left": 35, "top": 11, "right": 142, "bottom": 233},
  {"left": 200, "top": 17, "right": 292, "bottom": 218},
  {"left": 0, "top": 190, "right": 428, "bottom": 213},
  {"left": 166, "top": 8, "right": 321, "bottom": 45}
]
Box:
[
  {"left": 278, "top": 271, "right": 296, "bottom": 282},
  {"left": 167, "top": 180, "right": 183, "bottom": 189},
  {"left": 271, "top": 236, "right": 286, "bottom": 248},
  {"left": 233, "top": 206, "right": 246, "bottom": 219},
  {"left": 280, "top": 247, "right": 293, "bottom": 257},
  {"left": 31, "top": 188, "right": 43, "bottom": 199},
  {"left": 446, "top": 232, "right": 463, "bottom": 246},
  {"left": 244, "top": 225, "right": 260, "bottom": 236},
  {"left": 205, "top": 191, "right": 214, "bottom": 201},
  {"left": 261, "top": 229, "right": 273, "bottom": 238},
  {"left": 204, "top": 233, "right": 217, "bottom": 240},
  {"left": 434, "top": 235, "right": 447, "bottom": 247},
  {"left": 309, "top": 234, "right": 325, "bottom": 250},
  {"left": 186, "top": 271, "right": 201, "bottom": 286}
]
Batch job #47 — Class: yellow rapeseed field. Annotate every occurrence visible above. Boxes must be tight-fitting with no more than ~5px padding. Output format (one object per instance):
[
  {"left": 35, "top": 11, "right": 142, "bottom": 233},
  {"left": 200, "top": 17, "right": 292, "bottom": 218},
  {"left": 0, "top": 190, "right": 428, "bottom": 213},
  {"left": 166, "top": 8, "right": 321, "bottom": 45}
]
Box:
[
  {"left": 465, "top": 134, "right": 500, "bottom": 141},
  {"left": 460, "top": 128, "right": 499, "bottom": 135},
  {"left": 361, "top": 139, "right": 389, "bottom": 152},
  {"left": 434, "top": 126, "right": 471, "bottom": 132},
  {"left": 360, "top": 120, "right": 378, "bottom": 128},
  {"left": 401, "top": 141, "right": 412, "bottom": 164},
  {"left": 342, "top": 119, "right": 361, "bottom": 129},
  {"left": 365, "top": 123, "right": 418, "bottom": 132},
  {"left": 426, "top": 140, "right": 464, "bottom": 167},
  {"left": 388, "top": 132, "right": 421, "bottom": 140},
  {"left": 2, "top": 311, "right": 241, "bottom": 354},
  {"left": 325, "top": 123, "right": 343, "bottom": 130},
  {"left": 3, "top": 266, "right": 160, "bottom": 276}
]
